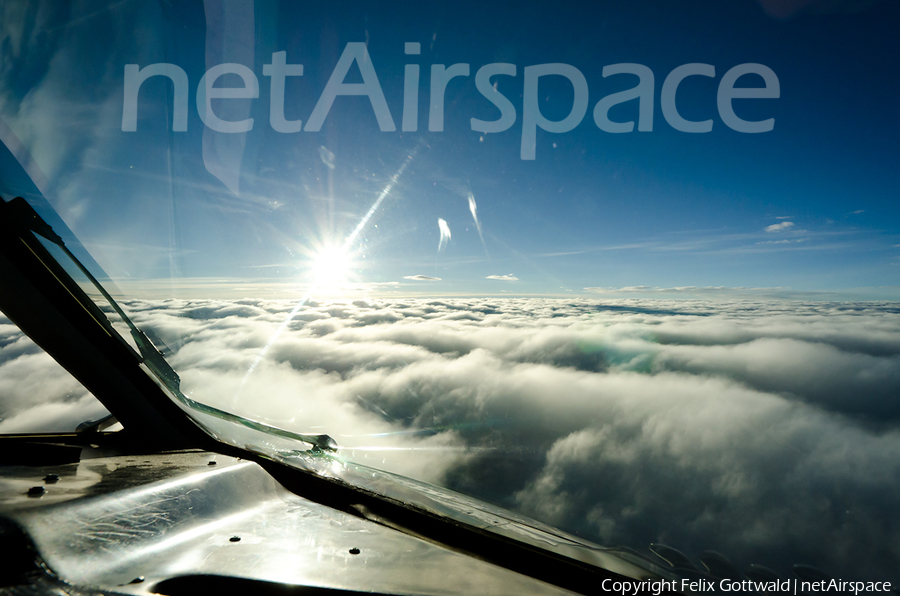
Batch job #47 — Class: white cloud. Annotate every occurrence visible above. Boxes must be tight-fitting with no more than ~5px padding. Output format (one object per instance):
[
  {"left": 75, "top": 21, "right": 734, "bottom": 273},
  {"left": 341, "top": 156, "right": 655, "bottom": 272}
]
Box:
[
  {"left": 4, "top": 298, "right": 900, "bottom": 582},
  {"left": 582, "top": 286, "right": 797, "bottom": 299},
  {"left": 0, "top": 317, "right": 108, "bottom": 432},
  {"left": 765, "top": 221, "right": 795, "bottom": 232},
  {"left": 486, "top": 274, "right": 518, "bottom": 281},
  {"left": 404, "top": 275, "right": 442, "bottom": 281},
  {"left": 755, "top": 238, "right": 808, "bottom": 245},
  {"left": 585, "top": 285, "right": 707, "bottom": 294}
]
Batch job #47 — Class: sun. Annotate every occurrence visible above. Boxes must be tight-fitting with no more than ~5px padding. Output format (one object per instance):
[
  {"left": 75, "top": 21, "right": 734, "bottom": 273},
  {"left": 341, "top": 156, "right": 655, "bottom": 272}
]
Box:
[{"left": 307, "top": 244, "right": 355, "bottom": 293}]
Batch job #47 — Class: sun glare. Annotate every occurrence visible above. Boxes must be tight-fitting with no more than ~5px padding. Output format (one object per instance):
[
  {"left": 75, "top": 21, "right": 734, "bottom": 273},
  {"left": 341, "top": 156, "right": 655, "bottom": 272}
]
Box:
[{"left": 308, "top": 244, "right": 354, "bottom": 293}]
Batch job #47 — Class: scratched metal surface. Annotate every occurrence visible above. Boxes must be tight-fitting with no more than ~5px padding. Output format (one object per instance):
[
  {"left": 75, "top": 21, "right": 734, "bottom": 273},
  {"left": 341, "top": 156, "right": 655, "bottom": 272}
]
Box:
[
  {"left": 0, "top": 451, "right": 580, "bottom": 595},
  {"left": 175, "top": 404, "right": 663, "bottom": 581}
]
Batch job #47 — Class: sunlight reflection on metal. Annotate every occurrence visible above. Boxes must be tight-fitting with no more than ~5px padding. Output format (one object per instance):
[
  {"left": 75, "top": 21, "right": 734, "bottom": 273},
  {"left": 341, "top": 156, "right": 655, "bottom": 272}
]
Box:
[{"left": 86, "top": 505, "right": 269, "bottom": 576}]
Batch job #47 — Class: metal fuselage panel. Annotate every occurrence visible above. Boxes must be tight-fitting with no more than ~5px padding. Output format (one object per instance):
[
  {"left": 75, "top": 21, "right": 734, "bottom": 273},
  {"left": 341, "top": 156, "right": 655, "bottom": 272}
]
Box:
[{"left": 0, "top": 450, "right": 578, "bottom": 596}]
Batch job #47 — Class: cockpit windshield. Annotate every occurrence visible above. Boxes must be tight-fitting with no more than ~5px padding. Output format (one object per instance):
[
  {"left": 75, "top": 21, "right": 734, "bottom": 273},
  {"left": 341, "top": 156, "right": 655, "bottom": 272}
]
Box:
[{"left": 1, "top": 0, "right": 899, "bottom": 585}]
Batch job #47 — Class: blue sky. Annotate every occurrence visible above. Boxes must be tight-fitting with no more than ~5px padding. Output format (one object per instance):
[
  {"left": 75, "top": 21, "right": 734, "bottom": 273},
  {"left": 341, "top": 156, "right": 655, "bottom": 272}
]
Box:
[{"left": 0, "top": 0, "right": 898, "bottom": 299}]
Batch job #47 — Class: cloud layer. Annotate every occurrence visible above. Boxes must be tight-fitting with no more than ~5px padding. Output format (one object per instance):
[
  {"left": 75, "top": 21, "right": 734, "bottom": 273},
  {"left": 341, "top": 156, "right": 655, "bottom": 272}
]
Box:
[
  {"left": 0, "top": 316, "right": 108, "bottom": 432},
  {"left": 3, "top": 298, "right": 900, "bottom": 583}
]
